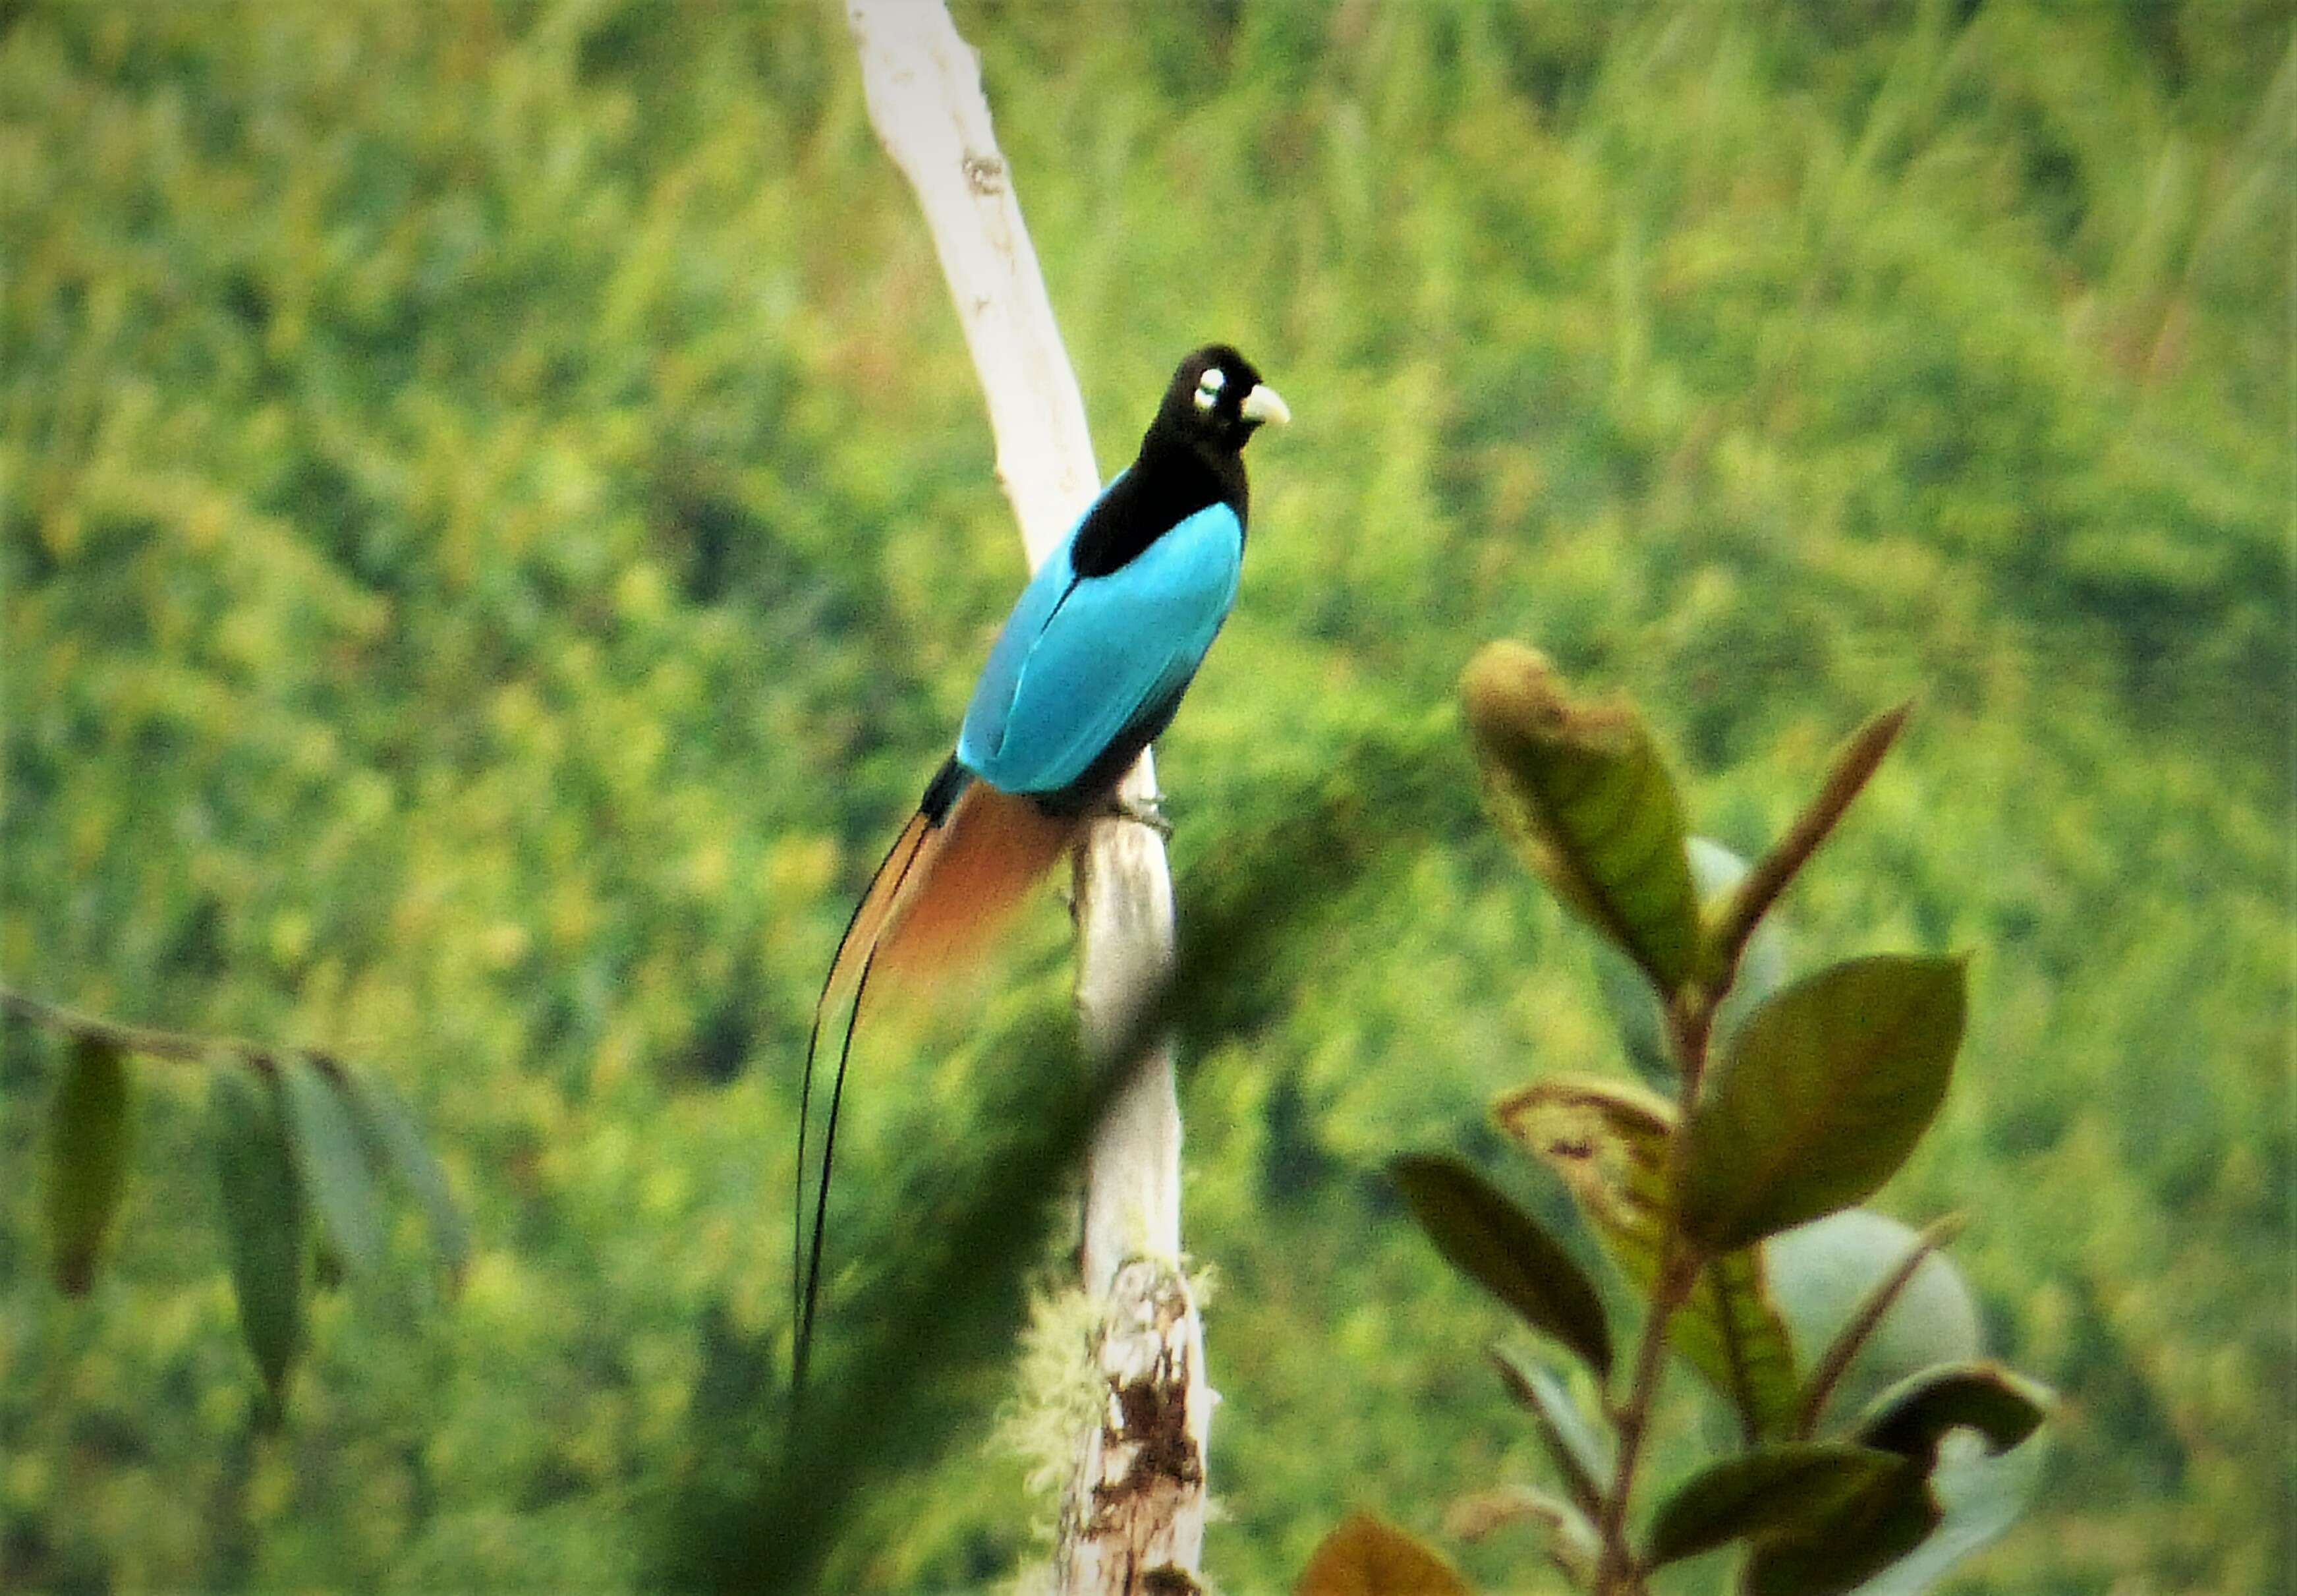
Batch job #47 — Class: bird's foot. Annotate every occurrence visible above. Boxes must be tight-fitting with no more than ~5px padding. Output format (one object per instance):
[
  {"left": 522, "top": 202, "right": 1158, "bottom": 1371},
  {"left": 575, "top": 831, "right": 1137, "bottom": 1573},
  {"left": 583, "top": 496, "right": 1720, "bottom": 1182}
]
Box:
[{"left": 1096, "top": 793, "right": 1174, "bottom": 839}]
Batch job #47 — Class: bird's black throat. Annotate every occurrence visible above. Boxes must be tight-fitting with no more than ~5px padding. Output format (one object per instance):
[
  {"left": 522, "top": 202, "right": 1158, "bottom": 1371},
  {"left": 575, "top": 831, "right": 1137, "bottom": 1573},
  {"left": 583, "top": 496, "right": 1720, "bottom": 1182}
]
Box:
[{"left": 1067, "top": 428, "right": 1249, "bottom": 580}]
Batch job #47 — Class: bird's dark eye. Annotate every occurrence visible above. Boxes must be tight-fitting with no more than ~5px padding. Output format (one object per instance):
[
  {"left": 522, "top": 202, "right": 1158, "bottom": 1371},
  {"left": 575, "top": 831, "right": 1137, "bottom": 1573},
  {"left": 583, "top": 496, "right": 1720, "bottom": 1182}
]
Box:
[{"left": 1193, "top": 367, "right": 1226, "bottom": 413}]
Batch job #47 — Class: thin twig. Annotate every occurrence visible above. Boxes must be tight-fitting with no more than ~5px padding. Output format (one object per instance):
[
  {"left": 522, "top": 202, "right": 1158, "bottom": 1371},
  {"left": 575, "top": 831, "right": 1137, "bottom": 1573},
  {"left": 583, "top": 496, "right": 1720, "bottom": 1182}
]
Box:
[
  {"left": 1705, "top": 702, "right": 1911, "bottom": 991},
  {"left": 1703, "top": 1263, "right": 1761, "bottom": 1447},
  {"left": 1593, "top": 1245, "right": 1691, "bottom": 1593},
  {"left": 1794, "top": 1212, "right": 1968, "bottom": 1438},
  {"left": 1, "top": 986, "right": 275, "bottom": 1071}
]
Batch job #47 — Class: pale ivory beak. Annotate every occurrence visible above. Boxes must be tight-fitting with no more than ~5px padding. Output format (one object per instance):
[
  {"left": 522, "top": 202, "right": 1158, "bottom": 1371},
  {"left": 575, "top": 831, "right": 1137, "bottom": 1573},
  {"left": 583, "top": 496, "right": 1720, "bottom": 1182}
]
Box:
[{"left": 1240, "top": 384, "right": 1292, "bottom": 428}]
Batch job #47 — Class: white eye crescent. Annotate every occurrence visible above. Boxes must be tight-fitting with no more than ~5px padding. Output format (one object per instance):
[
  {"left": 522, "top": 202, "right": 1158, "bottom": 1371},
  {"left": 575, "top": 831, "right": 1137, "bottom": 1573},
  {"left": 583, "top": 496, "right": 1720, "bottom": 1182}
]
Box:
[{"left": 1193, "top": 367, "right": 1226, "bottom": 412}]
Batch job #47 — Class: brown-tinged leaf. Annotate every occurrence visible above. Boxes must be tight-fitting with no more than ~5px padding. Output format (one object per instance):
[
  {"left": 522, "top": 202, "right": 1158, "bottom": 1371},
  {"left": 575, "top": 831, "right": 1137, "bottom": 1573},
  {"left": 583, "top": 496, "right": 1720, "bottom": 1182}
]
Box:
[
  {"left": 1645, "top": 1442, "right": 1904, "bottom": 1568},
  {"left": 1681, "top": 956, "right": 1966, "bottom": 1253},
  {"left": 45, "top": 1037, "right": 132, "bottom": 1295},
  {"left": 1461, "top": 642, "right": 1700, "bottom": 993},
  {"left": 1704, "top": 705, "right": 1910, "bottom": 990},
  {"left": 1391, "top": 1153, "right": 1612, "bottom": 1377},
  {"left": 1688, "top": 836, "right": 1792, "bottom": 1049},
  {"left": 1297, "top": 1511, "right": 1473, "bottom": 1596},
  {"left": 1496, "top": 1077, "right": 1796, "bottom": 1438}
]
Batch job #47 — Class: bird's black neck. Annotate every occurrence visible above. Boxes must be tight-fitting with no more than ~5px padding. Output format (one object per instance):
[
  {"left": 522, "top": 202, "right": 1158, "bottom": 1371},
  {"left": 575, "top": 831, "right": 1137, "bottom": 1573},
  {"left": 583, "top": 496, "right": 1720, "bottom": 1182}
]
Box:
[{"left": 1068, "top": 427, "right": 1248, "bottom": 580}]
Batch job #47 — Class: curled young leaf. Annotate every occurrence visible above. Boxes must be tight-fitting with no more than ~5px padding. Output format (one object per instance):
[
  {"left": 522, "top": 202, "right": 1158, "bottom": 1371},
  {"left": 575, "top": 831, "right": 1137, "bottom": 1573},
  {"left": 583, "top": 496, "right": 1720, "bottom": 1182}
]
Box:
[
  {"left": 1391, "top": 1153, "right": 1612, "bottom": 1378},
  {"left": 212, "top": 1067, "right": 310, "bottom": 1417},
  {"left": 1496, "top": 1077, "right": 1797, "bottom": 1439},
  {"left": 1644, "top": 1442, "right": 1903, "bottom": 1568},
  {"left": 1681, "top": 955, "right": 1966, "bottom": 1254},
  {"left": 1461, "top": 642, "right": 1701, "bottom": 994},
  {"left": 1296, "top": 1510, "right": 1473, "bottom": 1596},
  {"left": 45, "top": 1037, "right": 134, "bottom": 1295},
  {"left": 1854, "top": 1362, "right": 2052, "bottom": 1464}
]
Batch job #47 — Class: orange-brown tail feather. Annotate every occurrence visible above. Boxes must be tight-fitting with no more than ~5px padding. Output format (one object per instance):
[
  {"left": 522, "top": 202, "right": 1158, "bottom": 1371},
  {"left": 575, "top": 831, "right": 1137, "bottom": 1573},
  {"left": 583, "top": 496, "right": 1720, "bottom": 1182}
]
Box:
[
  {"left": 876, "top": 785, "right": 1082, "bottom": 980},
  {"left": 794, "top": 774, "right": 1079, "bottom": 1391},
  {"left": 795, "top": 809, "right": 939, "bottom": 1388},
  {"left": 822, "top": 811, "right": 937, "bottom": 1001}
]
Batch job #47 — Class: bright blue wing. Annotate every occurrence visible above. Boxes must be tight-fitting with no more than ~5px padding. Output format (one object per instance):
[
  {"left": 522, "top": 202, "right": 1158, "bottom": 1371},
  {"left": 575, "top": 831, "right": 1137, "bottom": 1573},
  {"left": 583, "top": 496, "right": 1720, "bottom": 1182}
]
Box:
[
  {"left": 957, "top": 498, "right": 1243, "bottom": 797},
  {"left": 957, "top": 528, "right": 1081, "bottom": 772}
]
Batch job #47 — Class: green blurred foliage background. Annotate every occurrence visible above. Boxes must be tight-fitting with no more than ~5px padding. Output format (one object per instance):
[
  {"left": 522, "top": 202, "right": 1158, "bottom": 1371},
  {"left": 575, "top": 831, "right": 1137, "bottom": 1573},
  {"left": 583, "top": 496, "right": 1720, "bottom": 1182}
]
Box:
[{"left": 2, "top": 0, "right": 2288, "bottom": 1589}]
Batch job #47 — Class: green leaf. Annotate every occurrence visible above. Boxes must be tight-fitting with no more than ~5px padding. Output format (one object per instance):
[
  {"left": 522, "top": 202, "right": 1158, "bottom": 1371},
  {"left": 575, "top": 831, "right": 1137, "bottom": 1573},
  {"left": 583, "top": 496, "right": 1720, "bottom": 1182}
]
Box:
[
  {"left": 1296, "top": 1510, "right": 1473, "bottom": 1596},
  {"left": 1854, "top": 1363, "right": 2051, "bottom": 1464},
  {"left": 1489, "top": 1345, "right": 1610, "bottom": 1514},
  {"left": 1791, "top": 1214, "right": 1970, "bottom": 1435},
  {"left": 1681, "top": 956, "right": 1966, "bottom": 1253},
  {"left": 338, "top": 1071, "right": 470, "bottom": 1288},
  {"left": 1823, "top": 1431, "right": 2047, "bottom": 1596},
  {"left": 45, "top": 1037, "right": 133, "bottom": 1295},
  {"left": 1769, "top": 1211, "right": 1982, "bottom": 1432},
  {"left": 1496, "top": 1078, "right": 1796, "bottom": 1437},
  {"left": 1680, "top": 1249, "right": 1805, "bottom": 1446},
  {"left": 1461, "top": 642, "right": 1700, "bottom": 993},
  {"left": 1390, "top": 1153, "right": 1612, "bottom": 1378},
  {"left": 212, "top": 1068, "right": 309, "bottom": 1417},
  {"left": 278, "top": 1054, "right": 387, "bottom": 1278},
  {"left": 1738, "top": 1464, "right": 1937, "bottom": 1596},
  {"left": 1645, "top": 1442, "right": 1904, "bottom": 1568},
  {"left": 1743, "top": 1386, "right": 2051, "bottom": 1596}
]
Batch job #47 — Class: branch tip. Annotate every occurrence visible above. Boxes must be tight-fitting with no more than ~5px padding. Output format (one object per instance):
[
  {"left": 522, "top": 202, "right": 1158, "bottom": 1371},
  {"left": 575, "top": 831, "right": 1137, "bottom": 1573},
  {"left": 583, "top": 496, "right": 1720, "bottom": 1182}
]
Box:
[{"left": 1706, "top": 702, "right": 1913, "bottom": 991}]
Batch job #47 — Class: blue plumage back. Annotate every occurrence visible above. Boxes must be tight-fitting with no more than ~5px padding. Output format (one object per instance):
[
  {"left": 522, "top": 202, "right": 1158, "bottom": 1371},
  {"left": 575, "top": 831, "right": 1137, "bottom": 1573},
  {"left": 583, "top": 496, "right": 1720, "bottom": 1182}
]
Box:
[{"left": 957, "top": 495, "right": 1243, "bottom": 801}]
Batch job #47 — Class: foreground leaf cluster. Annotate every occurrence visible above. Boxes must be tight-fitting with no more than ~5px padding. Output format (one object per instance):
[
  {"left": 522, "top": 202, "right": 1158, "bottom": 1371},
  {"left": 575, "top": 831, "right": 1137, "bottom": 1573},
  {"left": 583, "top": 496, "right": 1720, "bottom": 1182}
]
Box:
[{"left": 1336, "top": 650, "right": 2050, "bottom": 1593}]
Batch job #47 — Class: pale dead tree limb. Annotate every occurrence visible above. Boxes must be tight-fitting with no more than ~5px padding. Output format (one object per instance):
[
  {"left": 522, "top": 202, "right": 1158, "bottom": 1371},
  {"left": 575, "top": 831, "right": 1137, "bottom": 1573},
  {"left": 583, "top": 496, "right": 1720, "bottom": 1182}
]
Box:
[{"left": 843, "top": 4, "right": 1211, "bottom": 1592}]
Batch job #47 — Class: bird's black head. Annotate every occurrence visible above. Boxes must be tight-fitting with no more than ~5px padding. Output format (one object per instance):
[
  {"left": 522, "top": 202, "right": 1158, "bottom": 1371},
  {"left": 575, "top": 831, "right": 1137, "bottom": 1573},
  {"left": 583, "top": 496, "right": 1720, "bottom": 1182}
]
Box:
[
  {"left": 1154, "top": 344, "right": 1291, "bottom": 458},
  {"left": 1077, "top": 344, "right": 1289, "bottom": 577}
]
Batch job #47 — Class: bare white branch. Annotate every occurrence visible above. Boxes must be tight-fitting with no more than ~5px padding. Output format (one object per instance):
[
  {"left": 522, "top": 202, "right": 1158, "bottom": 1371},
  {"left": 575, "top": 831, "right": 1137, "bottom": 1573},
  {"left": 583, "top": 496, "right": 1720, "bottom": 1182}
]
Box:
[
  {"left": 845, "top": 3, "right": 1209, "bottom": 1590},
  {"left": 846, "top": 0, "right": 1098, "bottom": 565}
]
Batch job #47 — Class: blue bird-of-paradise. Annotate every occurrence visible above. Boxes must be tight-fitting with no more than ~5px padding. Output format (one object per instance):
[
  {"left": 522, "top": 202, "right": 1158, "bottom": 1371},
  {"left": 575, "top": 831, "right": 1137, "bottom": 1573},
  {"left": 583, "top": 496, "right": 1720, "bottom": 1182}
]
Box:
[{"left": 794, "top": 345, "right": 1289, "bottom": 1386}]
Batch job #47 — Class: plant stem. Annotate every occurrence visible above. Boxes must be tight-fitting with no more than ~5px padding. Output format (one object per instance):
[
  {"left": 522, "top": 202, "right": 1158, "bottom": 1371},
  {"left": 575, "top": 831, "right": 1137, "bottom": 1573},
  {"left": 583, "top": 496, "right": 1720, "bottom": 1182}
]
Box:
[
  {"left": 1593, "top": 1245, "right": 1695, "bottom": 1593},
  {"left": 1591, "top": 995, "right": 1714, "bottom": 1595},
  {"left": 0, "top": 986, "right": 274, "bottom": 1071}
]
